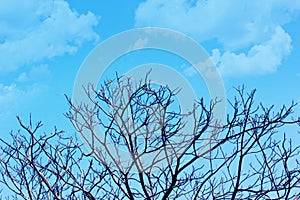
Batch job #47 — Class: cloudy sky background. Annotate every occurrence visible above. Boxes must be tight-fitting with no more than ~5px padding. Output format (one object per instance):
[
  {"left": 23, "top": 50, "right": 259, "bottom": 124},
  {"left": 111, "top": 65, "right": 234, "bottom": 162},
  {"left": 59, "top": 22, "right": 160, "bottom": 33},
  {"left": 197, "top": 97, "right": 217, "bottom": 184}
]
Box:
[{"left": 0, "top": 0, "right": 300, "bottom": 137}]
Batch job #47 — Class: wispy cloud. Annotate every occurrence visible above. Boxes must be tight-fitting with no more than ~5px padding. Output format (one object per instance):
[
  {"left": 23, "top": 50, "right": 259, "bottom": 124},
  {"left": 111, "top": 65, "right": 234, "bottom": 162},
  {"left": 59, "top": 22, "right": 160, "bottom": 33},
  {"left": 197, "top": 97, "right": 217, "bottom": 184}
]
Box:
[
  {"left": 135, "top": 0, "right": 300, "bottom": 76},
  {"left": 0, "top": 80, "right": 49, "bottom": 133},
  {"left": 0, "top": 83, "right": 28, "bottom": 118},
  {"left": 183, "top": 66, "right": 197, "bottom": 77},
  {"left": 0, "top": 0, "right": 100, "bottom": 72},
  {"left": 17, "top": 64, "right": 51, "bottom": 82},
  {"left": 129, "top": 38, "right": 149, "bottom": 50}
]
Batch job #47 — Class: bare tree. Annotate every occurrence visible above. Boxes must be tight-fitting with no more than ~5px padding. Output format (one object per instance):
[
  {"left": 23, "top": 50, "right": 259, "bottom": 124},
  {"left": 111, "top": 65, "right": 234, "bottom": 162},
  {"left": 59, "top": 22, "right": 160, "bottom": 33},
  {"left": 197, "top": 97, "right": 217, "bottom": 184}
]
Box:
[
  {"left": 0, "top": 116, "right": 108, "bottom": 199},
  {"left": 1, "top": 73, "right": 300, "bottom": 199}
]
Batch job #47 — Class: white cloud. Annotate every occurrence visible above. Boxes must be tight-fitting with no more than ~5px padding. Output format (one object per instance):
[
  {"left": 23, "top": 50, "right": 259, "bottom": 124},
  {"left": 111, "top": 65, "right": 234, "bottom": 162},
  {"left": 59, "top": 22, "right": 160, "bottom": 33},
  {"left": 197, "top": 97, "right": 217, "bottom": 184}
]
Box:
[
  {"left": 0, "top": 0, "right": 100, "bottom": 72},
  {"left": 135, "top": 0, "right": 300, "bottom": 76},
  {"left": 217, "top": 26, "right": 292, "bottom": 76}
]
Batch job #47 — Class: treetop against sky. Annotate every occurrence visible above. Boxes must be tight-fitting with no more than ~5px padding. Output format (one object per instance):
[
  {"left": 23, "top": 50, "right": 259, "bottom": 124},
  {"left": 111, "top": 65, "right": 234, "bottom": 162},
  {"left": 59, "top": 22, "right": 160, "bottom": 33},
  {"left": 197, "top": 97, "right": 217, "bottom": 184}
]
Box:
[{"left": 0, "top": 1, "right": 300, "bottom": 198}]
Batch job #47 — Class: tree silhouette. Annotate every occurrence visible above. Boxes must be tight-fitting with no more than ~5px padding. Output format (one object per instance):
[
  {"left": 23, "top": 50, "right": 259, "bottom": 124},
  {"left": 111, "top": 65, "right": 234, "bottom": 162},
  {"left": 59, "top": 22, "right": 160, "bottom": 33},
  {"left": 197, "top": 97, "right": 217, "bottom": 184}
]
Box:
[{"left": 0, "top": 73, "right": 300, "bottom": 199}]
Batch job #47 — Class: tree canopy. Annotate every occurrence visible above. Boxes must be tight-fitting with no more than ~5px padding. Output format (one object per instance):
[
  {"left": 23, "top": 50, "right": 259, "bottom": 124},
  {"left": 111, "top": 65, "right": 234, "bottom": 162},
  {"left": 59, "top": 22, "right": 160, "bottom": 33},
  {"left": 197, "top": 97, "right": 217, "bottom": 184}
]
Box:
[{"left": 0, "top": 74, "right": 300, "bottom": 199}]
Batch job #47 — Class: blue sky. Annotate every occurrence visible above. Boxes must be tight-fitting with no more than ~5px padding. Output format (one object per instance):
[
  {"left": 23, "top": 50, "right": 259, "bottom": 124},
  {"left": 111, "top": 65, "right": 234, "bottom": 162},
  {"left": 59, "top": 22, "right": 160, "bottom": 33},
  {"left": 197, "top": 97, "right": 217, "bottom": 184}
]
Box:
[{"left": 0, "top": 0, "right": 300, "bottom": 137}]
